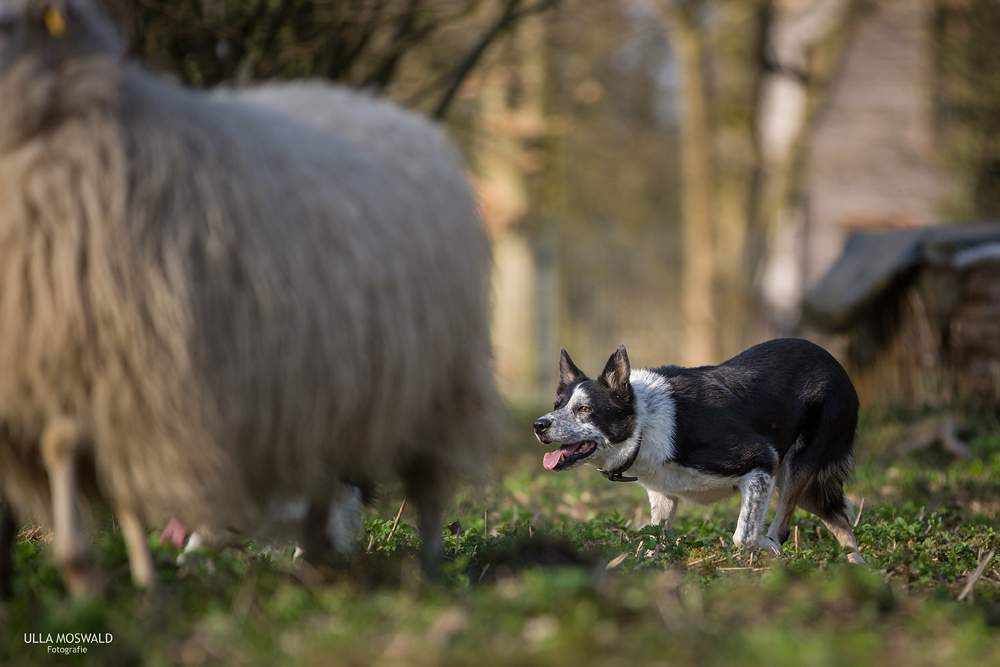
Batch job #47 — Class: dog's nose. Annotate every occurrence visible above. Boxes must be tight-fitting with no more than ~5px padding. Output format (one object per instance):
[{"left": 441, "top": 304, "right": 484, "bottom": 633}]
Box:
[{"left": 533, "top": 418, "right": 551, "bottom": 434}]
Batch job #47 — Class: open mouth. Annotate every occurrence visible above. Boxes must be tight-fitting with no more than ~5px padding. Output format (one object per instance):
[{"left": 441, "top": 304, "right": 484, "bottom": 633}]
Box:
[{"left": 541, "top": 441, "right": 598, "bottom": 471}]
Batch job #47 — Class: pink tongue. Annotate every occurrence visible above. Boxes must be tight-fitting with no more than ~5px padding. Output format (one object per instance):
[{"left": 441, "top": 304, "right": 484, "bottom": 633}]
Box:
[
  {"left": 542, "top": 443, "right": 582, "bottom": 470},
  {"left": 542, "top": 450, "right": 563, "bottom": 470}
]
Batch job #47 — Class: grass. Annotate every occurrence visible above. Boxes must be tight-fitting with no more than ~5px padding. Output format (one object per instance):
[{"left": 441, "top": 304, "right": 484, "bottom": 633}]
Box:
[{"left": 1, "top": 404, "right": 999, "bottom": 666}]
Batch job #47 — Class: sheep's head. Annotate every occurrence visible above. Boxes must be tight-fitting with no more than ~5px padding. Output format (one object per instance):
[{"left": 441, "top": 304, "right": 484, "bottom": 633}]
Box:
[
  {"left": 0, "top": 0, "right": 123, "bottom": 148},
  {"left": 0, "top": 1, "right": 121, "bottom": 70}
]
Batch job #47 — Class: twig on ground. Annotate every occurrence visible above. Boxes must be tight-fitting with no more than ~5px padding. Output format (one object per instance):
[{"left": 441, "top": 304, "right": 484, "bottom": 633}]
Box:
[
  {"left": 854, "top": 497, "right": 865, "bottom": 527},
  {"left": 958, "top": 548, "right": 996, "bottom": 602},
  {"left": 606, "top": 553, "right": 628, "bottom": 570},
  {"left": 386, "top": 495, "right": 408, "bottom": 543},
  {"left": 718, "top": 567, "right": 769, "bottom": 572}
]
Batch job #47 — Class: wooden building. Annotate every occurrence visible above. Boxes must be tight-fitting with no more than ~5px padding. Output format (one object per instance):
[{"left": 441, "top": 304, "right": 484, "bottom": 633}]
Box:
[{"left": 803, "top": 225, "right": 1000, "bottom": 408}]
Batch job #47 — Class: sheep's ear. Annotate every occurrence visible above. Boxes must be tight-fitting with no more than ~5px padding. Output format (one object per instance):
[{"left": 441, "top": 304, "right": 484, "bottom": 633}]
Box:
[
  {"left": 598, "top": 345, "right": 631, "bottom": 395},
  {"left": 557, "top": 348, "right": 587, "bottom": 395},
  {"left": 30, "top": 0, "right": 69, "bottom": 38}
]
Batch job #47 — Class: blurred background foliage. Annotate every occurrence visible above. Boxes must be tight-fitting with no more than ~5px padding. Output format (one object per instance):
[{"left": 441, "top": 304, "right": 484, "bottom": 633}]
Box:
[
  {"left": 106, "top": 0, "right": 557, "bottom": 119},
  {"left": 934, "top": 0, "right": 1000, "bottom": 221},
  {"left": 97, "top": 0, "right": 1000, "bottom": 406}
]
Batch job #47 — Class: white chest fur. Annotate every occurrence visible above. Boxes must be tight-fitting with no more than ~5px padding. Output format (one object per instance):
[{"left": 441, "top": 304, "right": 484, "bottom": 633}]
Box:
[
  {"left": 622, "top": 368, "right": 741, "bottom": 505},
  {"left": 637, "top": 464, "right": 740, "bottom": 505}
]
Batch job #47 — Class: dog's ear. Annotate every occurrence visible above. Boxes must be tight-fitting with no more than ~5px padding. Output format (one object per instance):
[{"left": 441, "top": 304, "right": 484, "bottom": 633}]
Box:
[
  {"left": 557, "top": 347, "right": 587, "bottom": 394},
  {"left": 598, "top": 344, "right": 631, "bottom": 396}
]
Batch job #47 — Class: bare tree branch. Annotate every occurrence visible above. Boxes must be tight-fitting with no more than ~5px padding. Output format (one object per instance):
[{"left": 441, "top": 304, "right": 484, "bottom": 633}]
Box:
[
  {"left": 432, "top": 0, "right": 557, "bottom": 119},
  {"left": 112, "top": 0, "right": 558, "bottom": 113}
]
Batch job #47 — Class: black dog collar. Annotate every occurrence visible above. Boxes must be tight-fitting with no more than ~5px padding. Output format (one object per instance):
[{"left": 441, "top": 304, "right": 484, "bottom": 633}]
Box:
[{"left": 598, "top": 432, "right": 642, "bottom": 483}]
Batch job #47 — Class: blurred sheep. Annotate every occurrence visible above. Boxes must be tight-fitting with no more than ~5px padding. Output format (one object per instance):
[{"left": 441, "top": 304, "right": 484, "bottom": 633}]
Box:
[{"left": 0, "top": 0, "right": 498, "bottom": 594}]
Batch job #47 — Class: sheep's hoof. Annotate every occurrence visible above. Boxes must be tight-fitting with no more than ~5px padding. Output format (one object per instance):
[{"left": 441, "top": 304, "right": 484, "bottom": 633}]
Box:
[{"left": 60, "top": 560, "right": 106, "bottom": 598}]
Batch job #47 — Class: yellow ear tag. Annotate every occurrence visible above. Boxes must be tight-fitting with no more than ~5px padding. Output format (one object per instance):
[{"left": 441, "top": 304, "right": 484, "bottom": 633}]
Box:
[{"left": 44, "top": 7, "right": 67, "bottom": 38}]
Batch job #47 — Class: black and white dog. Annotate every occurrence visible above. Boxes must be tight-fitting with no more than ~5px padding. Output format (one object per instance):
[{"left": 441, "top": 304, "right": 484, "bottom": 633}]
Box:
[{"left": 533, "top": 339, "right": 863, "bottom": 563}]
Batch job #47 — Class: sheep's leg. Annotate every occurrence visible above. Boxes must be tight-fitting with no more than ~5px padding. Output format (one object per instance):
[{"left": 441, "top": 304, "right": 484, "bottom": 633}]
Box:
[
  {"left": 402, "top": 459, "right": 449, "bottom": 578},
  {"left": 115, "top": 504, "right": 155, "bottom": 588},
  {"left": 301, "top": 501, "right": 332, "bottom": 565},
  {"left": 40, "top": 417, "right": 100, "bottom": 596},
  {"left": 328, "top": 485, "right": 364, "bottom": 554},
  {"left": 0, "top": 500, "right": 16, "bottom": 599},
  {"left": 415, "top": 489, "right": 445, "bottom": 578}
]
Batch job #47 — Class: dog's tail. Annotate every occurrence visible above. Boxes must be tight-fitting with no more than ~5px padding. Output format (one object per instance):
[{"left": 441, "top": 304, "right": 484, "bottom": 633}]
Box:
[{"left": 802, "top": 453, "right": 855, "bottom": 521}]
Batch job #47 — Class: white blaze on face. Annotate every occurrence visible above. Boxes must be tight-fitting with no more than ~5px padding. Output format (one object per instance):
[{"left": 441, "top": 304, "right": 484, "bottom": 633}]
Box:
[
  {"left": 541, "top": 385, "right": 599, "bottom": 470},
  {"left": 565, "top": 385, "right": 591, "bottom": 412}
]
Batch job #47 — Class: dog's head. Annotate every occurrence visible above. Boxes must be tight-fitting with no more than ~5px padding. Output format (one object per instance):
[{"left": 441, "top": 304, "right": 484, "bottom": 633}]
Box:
[{"left": 533, "top": 345, "right": 638, "bottom": 471}]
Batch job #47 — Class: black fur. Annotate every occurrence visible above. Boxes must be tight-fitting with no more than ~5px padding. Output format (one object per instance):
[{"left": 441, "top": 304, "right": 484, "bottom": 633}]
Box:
[
  {"left": 657, "top": 339, "right": 858, "bottom": 490},
  {"left": 557, "top": 348, "right": 586, "bottom": 395}
]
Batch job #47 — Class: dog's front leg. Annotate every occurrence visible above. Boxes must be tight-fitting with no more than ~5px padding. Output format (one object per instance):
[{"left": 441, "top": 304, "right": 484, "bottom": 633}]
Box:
[
  {"left": 733, "top": 470, "right": 781, "bottom": 554},
  {"left": 647, "top": 489, "right": 679, "bottom": 528}
]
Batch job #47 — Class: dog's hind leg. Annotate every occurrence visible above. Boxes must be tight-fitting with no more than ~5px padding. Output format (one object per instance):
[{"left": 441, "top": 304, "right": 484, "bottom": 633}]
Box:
[
  {"left": 766, "top": 446, "right": 810, "bottom": 546},
  {"left": 647, "top": 489, "right": 679, "bottom": 529},
  {"left": 795, "top": 378, "right": 863, "bottom": 563},
  {"left": 733, "top": 469, "right": 781, "bottom": 554},
  {"left": 823, "top": 504, "right": 864, "bottom": 565},
  {"left": 798, "top": 472, "right": 864, "bottom": 564},
  {"left": 801, "top": 495, "right": 864, "bottom": 564}
]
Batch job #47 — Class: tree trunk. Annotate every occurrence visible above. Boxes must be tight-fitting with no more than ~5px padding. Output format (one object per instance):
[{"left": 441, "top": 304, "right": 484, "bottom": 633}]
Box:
[
  {"left": 752, "top": 0, "right": 850, "bottom": 329},
  {"left": 477, "top": 11, "right": 553, "bottom": 401},
  {"left": 658, "top": 1, "right": 718, "bottom": 366}
]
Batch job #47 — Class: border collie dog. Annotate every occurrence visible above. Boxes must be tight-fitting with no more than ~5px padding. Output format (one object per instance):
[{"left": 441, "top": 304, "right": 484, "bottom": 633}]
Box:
[{"left": 534, "top": 339, "right": 863, "bottom": 563}]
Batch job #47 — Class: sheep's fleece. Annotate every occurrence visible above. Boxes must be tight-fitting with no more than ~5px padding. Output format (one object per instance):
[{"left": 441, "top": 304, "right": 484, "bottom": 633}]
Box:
[{"left": 0, "top": 0, "right": 498, "bottom": 589}]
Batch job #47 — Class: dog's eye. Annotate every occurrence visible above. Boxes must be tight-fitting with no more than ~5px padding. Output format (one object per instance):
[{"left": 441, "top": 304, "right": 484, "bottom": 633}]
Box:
[{"left": 578, "top": 405, "right": 592, "bottom": 413}]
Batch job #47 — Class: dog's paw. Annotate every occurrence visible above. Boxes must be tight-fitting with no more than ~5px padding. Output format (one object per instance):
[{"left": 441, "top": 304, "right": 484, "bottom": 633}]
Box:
[{"left": 847, "top": 551, "right": 865, "bottom": 565}]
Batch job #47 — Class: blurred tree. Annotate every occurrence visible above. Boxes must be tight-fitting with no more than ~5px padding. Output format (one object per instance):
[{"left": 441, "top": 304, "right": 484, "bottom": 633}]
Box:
[
  {"left": 654, "top": 0, "right": 854, "bottom": 360},
  {"left": 655, "top": 0, "right": 717, "bottom": 365},
  {"left": 935, "top": 0, "right": 1000, "bottom": 220},
  {"left": 479, "top": 0, "right": 690, "bottom": 398},
  {"left": 103, "top": 0, "right": 556, "bottom": 118}
]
